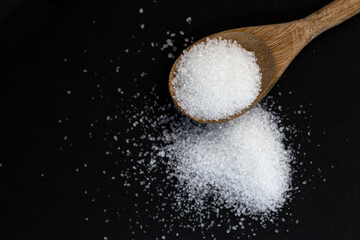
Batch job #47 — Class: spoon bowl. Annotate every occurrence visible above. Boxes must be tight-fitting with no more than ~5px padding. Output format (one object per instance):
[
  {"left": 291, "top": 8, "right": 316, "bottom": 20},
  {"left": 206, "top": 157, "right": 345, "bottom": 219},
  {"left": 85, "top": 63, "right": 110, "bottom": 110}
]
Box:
[
  {"left": 169, "top": 32, "right": 274, "bottom": 124},
  {"left": 169, "top": 0, "right": 360, "bottom": 123}
]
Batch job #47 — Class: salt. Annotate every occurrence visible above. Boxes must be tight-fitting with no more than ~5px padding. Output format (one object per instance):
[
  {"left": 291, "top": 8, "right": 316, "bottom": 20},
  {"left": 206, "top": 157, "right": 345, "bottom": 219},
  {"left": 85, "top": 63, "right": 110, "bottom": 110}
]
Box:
[
  {"left": 117, "top": 89, "right": 303, "bottom": 235},
  {"left": 172, "top": 38, "right": 261, "bottom": 121},
  {"left": 160, "top": 105, "right": 292, "bottom": 214},
  {"left": 186, "top": 17, "right": 192, "bottom": 24}
]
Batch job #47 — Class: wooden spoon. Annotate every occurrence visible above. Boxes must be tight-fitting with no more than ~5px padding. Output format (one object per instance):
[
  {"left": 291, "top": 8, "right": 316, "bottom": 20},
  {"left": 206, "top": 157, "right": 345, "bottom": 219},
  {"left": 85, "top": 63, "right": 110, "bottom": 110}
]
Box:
[{"left": 169, "top": 0, "right": 360, "bottom": 124}]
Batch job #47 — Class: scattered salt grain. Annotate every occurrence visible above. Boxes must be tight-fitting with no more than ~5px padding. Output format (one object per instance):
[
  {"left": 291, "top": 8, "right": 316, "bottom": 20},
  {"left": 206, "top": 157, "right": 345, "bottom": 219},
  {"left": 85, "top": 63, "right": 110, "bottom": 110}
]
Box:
[
  {"left": 140, "top": 24, "right": 145, "bottom": 29},
  {"left": 139, "top": 8, "right": 144, "bottom": 13},
  {"left": 172, "top": 38, "right": 261, "bottom": 121},
  {"left": 186, "top": 17, "right": 192, "bottom": 24}
]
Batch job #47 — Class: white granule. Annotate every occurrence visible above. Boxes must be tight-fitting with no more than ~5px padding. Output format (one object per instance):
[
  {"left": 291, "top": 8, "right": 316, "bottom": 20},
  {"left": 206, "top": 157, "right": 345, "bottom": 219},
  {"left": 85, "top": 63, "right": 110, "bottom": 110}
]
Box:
[
  {"left": 186, "top": 17, "right": 192, "bottom": 24},
  {"left": 161, "top": 106, "right": 291, "bottom": 214},
  {"left": 172, "top": 38, "right": 261, "bottom": 121}
]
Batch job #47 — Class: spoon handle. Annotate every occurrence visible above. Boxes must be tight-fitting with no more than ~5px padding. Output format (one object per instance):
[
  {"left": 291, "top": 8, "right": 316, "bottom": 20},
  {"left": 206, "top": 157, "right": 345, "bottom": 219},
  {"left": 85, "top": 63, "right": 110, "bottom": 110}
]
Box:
[{"left": 304, "top": 0, "right": 360, "bottom": 39}]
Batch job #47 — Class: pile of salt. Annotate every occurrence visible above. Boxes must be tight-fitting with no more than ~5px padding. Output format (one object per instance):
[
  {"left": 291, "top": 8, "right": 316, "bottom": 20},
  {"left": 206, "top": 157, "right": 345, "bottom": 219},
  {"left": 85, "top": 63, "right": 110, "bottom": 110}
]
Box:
[{"left": 172, "top": 38, "right": 261, "bottom": 121}]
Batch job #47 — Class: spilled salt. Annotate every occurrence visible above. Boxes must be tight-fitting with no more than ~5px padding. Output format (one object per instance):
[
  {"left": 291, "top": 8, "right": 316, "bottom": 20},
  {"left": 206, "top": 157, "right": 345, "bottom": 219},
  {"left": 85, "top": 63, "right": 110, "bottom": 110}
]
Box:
[
  {"left": 171, "top": 38, "right": 261, "bottom": 121},
  {"left": 159, "top": 105, "right": 292, "bottom": 215}
]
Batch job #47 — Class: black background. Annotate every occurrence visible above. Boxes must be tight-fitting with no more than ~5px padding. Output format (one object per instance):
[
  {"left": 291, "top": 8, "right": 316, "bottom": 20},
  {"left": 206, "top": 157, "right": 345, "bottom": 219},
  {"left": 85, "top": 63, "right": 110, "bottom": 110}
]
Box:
[{"left": 1, "top": 0, "right": 360, "bottom": 239}]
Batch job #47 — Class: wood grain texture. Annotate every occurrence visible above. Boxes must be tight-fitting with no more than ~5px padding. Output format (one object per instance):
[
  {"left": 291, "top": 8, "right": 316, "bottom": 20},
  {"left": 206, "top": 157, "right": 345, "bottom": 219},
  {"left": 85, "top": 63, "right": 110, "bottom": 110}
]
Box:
[{"left": 169, "top": 0, "right": 360, "bottom": 124}]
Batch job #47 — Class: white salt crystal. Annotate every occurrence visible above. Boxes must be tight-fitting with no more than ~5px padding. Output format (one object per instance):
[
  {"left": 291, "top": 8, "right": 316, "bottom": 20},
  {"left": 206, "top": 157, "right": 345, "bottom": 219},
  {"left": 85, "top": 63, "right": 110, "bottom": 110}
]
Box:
[
  {"left": 186, "top": 17, "right": 192, "bottom": 24},
  {"left": 157, "top": 151, "right": 165, "bottom": 157},
  {"left": 139, "top": 24, "right": 145, "bottom": 29},
  {"left": 139, "top": 8, "right": 143, "bottom": 13},
  {"left": 172, "top": 38, "right": 261, "bottom": 121},
  {"left": 167, "top": 39, "right": 173, "bottom": 45}
]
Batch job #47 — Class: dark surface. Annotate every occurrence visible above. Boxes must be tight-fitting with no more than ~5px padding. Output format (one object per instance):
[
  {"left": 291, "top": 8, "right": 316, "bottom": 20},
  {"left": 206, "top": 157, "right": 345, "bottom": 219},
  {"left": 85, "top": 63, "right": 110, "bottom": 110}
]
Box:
[{"left": 1, "top": 0, "right": 360, "bottom": 239}]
